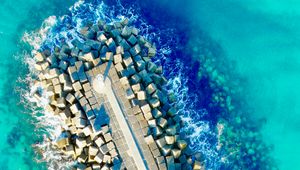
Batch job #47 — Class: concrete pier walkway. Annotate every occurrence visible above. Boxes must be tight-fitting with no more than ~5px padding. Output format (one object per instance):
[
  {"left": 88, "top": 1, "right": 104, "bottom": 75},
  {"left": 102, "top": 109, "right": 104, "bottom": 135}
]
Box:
[{"left": 93, "top": 74, "right": 148, "bottom": 170}]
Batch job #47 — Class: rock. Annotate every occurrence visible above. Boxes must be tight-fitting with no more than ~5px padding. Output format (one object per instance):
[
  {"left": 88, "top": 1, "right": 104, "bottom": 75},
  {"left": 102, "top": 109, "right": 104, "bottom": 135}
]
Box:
[
  {"left": 157, "top": 117, "right": 168, "bottom": 129},
  {"left": 94, "top": 152, "right": 104, "bottom": 164},
  {"left": 177, "top": 140, "right": 187, "bottom": 150},
  {"left": 56, "top": 137, "right": 69, "bottom": 149}
]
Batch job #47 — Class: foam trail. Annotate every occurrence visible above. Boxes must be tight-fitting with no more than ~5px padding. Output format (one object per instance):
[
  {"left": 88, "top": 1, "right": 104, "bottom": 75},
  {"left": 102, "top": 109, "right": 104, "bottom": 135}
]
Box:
[{"left": 165, "top": 60, "right": 221, "bottom": 169}]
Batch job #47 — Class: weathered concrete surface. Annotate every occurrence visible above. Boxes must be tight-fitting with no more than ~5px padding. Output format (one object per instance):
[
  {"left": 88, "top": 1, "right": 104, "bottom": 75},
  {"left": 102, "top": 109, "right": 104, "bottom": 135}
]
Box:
[{"left": 93, "top": 73, "right": 147, "bottom": 170}]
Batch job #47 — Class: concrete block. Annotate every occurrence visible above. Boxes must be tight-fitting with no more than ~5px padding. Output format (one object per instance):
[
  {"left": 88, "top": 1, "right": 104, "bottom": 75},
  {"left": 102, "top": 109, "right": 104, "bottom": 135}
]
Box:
[{"left": 141, "top": 104, "right": 151, "bottom": 114}]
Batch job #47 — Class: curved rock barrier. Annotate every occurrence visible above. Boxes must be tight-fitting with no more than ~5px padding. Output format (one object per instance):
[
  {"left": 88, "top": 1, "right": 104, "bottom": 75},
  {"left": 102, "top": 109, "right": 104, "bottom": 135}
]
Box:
[{"left": 32, "top": 18, "right": 203, "bottom": 170}]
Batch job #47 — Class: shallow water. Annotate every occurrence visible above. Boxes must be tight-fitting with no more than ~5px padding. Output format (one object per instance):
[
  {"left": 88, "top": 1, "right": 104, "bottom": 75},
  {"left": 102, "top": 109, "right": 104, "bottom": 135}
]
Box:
[{"left": 0, "top": 0, "right": 299, "bottom": 169}]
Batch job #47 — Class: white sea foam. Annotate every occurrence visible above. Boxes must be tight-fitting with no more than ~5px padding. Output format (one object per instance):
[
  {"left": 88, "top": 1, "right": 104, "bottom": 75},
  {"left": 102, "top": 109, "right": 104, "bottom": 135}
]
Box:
[{"left": 166, "top": 60, "right": 221, "bottom": 169}]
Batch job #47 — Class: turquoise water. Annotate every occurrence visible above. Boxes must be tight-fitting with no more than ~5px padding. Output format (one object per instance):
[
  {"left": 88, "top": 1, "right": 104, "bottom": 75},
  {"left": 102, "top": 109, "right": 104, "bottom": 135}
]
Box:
[{"left": 0, "top": 0, "right": 299, "bottom": 169}]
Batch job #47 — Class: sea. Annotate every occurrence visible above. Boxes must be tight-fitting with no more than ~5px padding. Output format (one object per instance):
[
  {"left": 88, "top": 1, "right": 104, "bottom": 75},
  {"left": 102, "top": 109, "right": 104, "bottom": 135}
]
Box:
[{"left": 0, "top": 0, "right": 299, "bottom": 169}]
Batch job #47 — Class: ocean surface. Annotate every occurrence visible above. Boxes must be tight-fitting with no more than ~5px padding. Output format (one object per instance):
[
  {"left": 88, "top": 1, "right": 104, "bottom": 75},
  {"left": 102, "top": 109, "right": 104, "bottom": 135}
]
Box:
[{"left": 0, "top": 0, "right": 299, "bottom": 169}]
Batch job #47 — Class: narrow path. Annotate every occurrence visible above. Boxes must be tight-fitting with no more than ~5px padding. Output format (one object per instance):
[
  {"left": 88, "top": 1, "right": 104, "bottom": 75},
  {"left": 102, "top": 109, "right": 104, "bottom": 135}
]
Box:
[{"left": 93, "top": 74, "right": 148, "bottom": 170}]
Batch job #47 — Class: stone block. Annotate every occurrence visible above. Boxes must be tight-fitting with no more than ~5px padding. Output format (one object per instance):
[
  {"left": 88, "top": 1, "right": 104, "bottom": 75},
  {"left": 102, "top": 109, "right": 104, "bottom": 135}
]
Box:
[
  {"left": 66, "top": 93, "right": 75, "bottom": 104},
  {"left": 156, "top": 137, "right": 166, "bottom": 148},
  {"left": 72, "top": 81, "right": 82, "bottom": 91},
  {"left": 148, "top": 119, "right": 156, "bottom": 128},
  {"left": 116, "top": 46, "right": 124, "bottom": 54},
  {"left": 168, "top": 107, "right": 177, "bottom": 117},
  {"left": 113, "top": 54, "right": 122, "bottom": 64},
  {"left": 152, "top": 109, "right": 163, "bottom": 119},
  {"left": 146, "top": 83, "right": 157, "bottom": 95},
  {"left": 76, "top": 138, "right": 87, "bottom": 148},
  {"left": 115, "top": 63, "right": 124, "bottom": 72},
  {"left": 123, "top": 56, "right": 133, "bottom": 67},
  {"left": 82, "top": 126, "right": 93, "bottom": 136},
  {"left": 157, "top": 117, "right": 168, "bottom": 129},
  {"left": 126, "top": 88, "right": 135, "bottom": 100},
  {"left": 34, "top": 52, "right": 44, "bottom": 62},
  {"left": 143, "top": 112, "right": 153, "bottom": 121},
  {"left": 165, "top": 136, "right": 175, "bottom": 145},
  {"left": 127, "top": 34, "right": 137, "bottom": 45},
  {"left": 106, "top": 38, "right": 116, "bottom": 52},
  {"left": 171, "top": 149, "right": 181, "bottom": 159},
  {"left": 130, "top": 44, "right": 141, "bottom": 56},
  {"left": 151, "top": 148, "right": 161, "bottom": 158},
  {"left": 89, "top": 146, "right": 99, "bottom": 157},
  {"left": 68, "top": 66, "right": 79, "bottom": 82},
  {"left": 149, "top": 98, "right": 160, "bottom": 108},
  {"left": 177, "top": 140, "right": 187, "bottom": 150},
  {"left": 144, "top": 135, "right": 155, "bottom": 145},
  {"left": 100, "top": 144, "right": 109, "bottom": 154},
  {"left": 105, "top": 52, "right": 113, "bottom": 61},
  {"left": 131, "top": 83, "right": 142, "bottom": 93},
  {"left": 161, "top": 145, "right": 172, "bottom": 156},
  {"left": 103, "top": 133, "right": 112, "bottom": 142},
  {"left": 152, "top": 126, "right": 163, "bottom": 137},
  {"left": 57, "top": 97, "right": 66, "bottom": 108},
  {"left": 141, "top": 104, "right": 151, "bottom": 114},
  {"left": 94, "top": 152, "right": 104, "bottom": 164},
  {"left": 107, "top": 141, "right": 115, "bottom": 151}
]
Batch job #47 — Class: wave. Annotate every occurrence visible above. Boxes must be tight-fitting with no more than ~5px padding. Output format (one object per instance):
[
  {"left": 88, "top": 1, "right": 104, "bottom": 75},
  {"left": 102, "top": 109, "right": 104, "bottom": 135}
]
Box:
[{"left": 22, "top": 0, "right": 221, "bottom": 169}]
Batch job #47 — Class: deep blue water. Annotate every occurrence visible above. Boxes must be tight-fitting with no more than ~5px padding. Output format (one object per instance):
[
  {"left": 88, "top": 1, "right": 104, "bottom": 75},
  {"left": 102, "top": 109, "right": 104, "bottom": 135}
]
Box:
[{"left": 0, "top": 0, "right": 299, "bottom": 169}]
